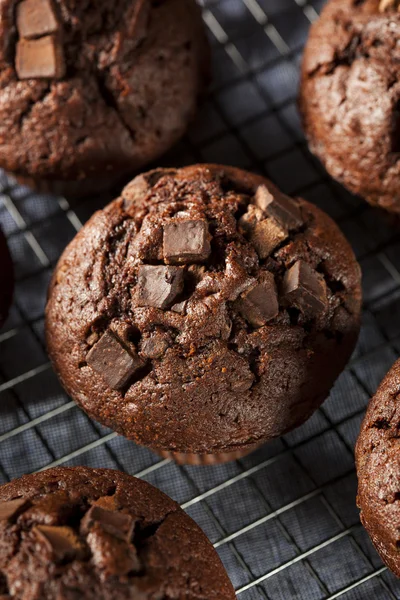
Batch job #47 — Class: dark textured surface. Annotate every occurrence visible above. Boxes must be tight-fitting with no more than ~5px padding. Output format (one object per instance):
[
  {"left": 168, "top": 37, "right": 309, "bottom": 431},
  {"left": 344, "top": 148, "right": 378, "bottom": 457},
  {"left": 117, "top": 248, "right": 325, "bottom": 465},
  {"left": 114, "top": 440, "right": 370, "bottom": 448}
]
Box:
[
  {"left": 356, "top": 359, "right": 400, "bottom": 580},
  {"left": 300, "top": 0, "right": 400, "bottom": 213},
  {"left": 0, "top": 0, "right": 209, "bottom": 195},
  {"left": 45, "top": 164, "right": 362, "bottom": 455},
  {"left": 0, "top": 228, "right": 13, "bottom": 328},
  {"left": 2, "top": 1, "right": 400, "bottom": 596},
  {"left": 0, "top": 466, "right": 235, "bottom": 599}
]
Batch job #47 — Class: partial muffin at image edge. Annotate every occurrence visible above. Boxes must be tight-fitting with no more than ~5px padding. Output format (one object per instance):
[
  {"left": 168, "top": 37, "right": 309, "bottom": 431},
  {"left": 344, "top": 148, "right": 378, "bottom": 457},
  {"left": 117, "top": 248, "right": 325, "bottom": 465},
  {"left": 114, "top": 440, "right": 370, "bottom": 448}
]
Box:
[
  {"left": 0, "top": 0, "right": 209, "bottom": 198},
  {"left": 45, "top": 164, "right": 362, "bottom": 464},
  {"left": 356, "top": 359, "right": 400, "bottom": 578},
  {"left": 300, "top": 0, "right": 400, "bottom": 213},
  {"left": 0, "top": 228, "right": 13, "bottom": 328},
  {"left": 0, "top": 466, "right": 236, "bottom": 599}
]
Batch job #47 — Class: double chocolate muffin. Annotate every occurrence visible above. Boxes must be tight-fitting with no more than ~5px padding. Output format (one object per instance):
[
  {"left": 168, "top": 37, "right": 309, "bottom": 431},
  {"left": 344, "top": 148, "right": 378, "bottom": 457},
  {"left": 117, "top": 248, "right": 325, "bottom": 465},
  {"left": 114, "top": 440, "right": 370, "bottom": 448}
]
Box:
[
  {"left": 0, "top": 228, "right": 13, "bottom": 328},
  {"left": 0, "top": 466, "right": 236, "bottom": 599},
  {"left": 0, "top": 0, "right": 209, "bottom": 198},
  {"left": 356, "top": 359, "right": 400, "bottom": 578},
  {"left": 300, "top": 0, "right": 400, "bottom": 213},
  {"left": 46, "top": 164, "right": 362, "bottom": 464}
]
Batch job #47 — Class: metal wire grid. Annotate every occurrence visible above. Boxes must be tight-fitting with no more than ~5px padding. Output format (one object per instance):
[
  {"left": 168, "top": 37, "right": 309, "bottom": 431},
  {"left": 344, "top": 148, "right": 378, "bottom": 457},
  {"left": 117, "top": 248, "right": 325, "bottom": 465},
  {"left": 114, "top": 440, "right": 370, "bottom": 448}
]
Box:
[{"left": 1, "top": 0, "right": 400, "bottom": 597}]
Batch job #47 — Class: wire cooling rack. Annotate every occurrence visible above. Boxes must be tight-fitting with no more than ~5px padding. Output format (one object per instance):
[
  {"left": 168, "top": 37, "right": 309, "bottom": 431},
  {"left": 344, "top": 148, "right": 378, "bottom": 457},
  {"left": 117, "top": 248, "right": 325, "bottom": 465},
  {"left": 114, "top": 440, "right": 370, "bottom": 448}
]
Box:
[{"left": 2, "top": 0, "right": 400, "bottom": 597}]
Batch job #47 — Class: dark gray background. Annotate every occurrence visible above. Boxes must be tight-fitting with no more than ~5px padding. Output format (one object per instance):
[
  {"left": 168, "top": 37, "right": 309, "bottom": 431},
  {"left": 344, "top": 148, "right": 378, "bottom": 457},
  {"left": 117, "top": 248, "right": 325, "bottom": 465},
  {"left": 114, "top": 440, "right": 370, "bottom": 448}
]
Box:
[{"left": 1, "top": 0, "right": 400, "bottom": 597}]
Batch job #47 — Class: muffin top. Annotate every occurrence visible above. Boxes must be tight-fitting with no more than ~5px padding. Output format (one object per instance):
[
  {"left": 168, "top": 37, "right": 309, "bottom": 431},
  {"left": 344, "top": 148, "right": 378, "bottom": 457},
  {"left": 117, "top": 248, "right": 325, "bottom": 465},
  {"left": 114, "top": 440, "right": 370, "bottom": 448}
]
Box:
[
  {"left": 0, "top": 466, "right": 235, "bottom": 599},
  {"left": 300, "top": 0, "right": 400, "bottom": 212},
  {"left": 46, "top": 165, "right": 362, "bottom": 453},
  {"left": 356, "top": 358, "right": 400, "bottom": 575},
  {"left": 0, "top": 0, "right": 208, "bottom": 182}
]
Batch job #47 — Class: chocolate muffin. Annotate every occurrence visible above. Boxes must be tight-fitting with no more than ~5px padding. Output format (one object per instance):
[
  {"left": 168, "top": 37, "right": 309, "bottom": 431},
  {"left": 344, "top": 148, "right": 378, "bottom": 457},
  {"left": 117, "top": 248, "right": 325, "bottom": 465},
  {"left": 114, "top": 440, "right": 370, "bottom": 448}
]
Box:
[
  {"left": 0, "top": 0, "right": 209, "bottom": 198},
  {"left": 0, "top": 466, "right": 236, "bottom": 599},
  {"left": 300, "top": 0, "right": 400, "bottom": 213},
  {"left": 0, "top": 228, "right": 13, "bottom": 328},
  {"left": 356, "top": 359, "right": 400, "bottom": 578},
  {"left": 46, "top": 164, "right": 362, "bottom": 464}
]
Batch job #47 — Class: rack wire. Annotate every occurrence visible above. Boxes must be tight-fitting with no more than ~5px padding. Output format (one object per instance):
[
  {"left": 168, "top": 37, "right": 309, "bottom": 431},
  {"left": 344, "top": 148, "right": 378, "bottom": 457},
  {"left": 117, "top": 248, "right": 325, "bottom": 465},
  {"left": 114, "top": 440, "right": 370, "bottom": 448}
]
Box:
[{"left": 1, "top": 0, "right": 400, "bottom": 597}]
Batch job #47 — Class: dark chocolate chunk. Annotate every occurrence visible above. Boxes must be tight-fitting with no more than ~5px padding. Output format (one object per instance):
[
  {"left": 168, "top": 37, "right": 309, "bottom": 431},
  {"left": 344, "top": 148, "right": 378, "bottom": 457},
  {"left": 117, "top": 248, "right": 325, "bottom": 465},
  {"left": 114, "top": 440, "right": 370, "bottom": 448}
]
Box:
[
  {"left": 283, "top": 260, "right": 328, "bottom": 316},
  {"left": 238, "top": 205, "right": 264, "bottom": 235},
  {"left": 80, "top": 505, "right": 135, "bottom": 542},
  {"left": 171, "top": 299, "right": 188, "bottom": 315},
  {"left": 379, "top": 0, "right": 400, "bottom": 11},
  {"left": 18, "top": 491, "right": 74, "bottom": 527},
  {"left": 87, "top": 528, "right": 141, "bottom": 579},
  {"left": 250, "top": 218, "right": 288, "bottom": 259},
  {"left": 16, "top": 36, "right": 65, "bottom": 80},
  {"left": 16, "top": 0, "right": 59, "bottom": 39},
  {"left": 34, "top": 525, "right": 81, "bottom": 562},
  {"left": 163, "top": 219, "right": 211, "bottom": 264},
  {"left": 0, "top": 498, "right": 28, "bottom": 523},
  {"left": 86, "top": 330, "right": 145, "bottom": 390},
  {"left": 237, "top": 272, "right": 279, "bottom": 327},
  {"left": 137, "top": 265, "right": 184, "bottom": 310},
  {"left": 255, "top": 185, "right": 303, "bottom": 230},
  {"left": 141, "top": 335, "right": 170, "bottom": 359}
]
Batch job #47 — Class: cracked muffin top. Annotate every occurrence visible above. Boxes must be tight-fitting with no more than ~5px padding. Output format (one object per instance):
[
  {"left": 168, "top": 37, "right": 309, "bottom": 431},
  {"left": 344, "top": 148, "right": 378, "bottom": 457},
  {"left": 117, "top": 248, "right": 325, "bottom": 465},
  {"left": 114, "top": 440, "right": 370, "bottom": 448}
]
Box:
[
  {"left": 0, "top": 466, "right": 236, "bottom": 599},
  {"left": 0, "top": 0, "right": 208, "bottom": 188},
  {"left": 356, "top": 359, "right": 400, "bottom": 578},
  {"left": 45, "top": 164, "right": 362, "bottom": 455},
  {"left": 300, "top": 0, "right": 400, "bottom": 213},
  {"left": 0, "top": 228, "right": 13, "bottom": 329}
]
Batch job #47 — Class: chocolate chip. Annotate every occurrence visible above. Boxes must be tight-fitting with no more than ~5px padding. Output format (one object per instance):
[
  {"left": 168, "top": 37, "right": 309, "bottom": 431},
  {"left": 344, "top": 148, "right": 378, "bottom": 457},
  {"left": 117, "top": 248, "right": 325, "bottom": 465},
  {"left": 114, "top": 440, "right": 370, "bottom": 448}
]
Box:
[
  {"left": 255, "top": 185, "right": 303, "bottom": 230},
  {"left": 0, "top": 499, "right": 29, "bottom": 523},
  {"left": 171, "top": 299, "right": 188, "bottom": 315},
  {"left": 86, "top": 330, "right": 145, "bottom": 390},
  {"left": 87, "top": 528, "right": 141, "bottom": 579},
  {"left": 86, "top": 331, "right": 99, "bottom": 346},
  {"left": 16, "top": 0, "right": 59, "bottom": 39},
  {"left": 34, "top": 525, "right": 81, "bottom": 563},
  {"left": 379, "top": 0, "right": 400, "bottom": 11},
  {"left": 238, "top": 205, "right": 264, "bottom": 235},
  {"left": 16, "top": 36, "right": 65, "bottom": 80},
  {"left": 250, "top": 218, "right": 288, "bottom": 259},
  {"left": 81, "top": 505, "right": 135, "bottom": 543},
  {"left": 141, "top": 334, "right": 170, "bottom": 359},
  {"left": 163, "top": 219, "right": 211, "bottom": 264},
  {"left": 283, "top": 260, "right": 328, "bottom": 316},
  {"left": 137, "top": 265, "right": 184, "bottom": 310},
  {"left": 236, "top": 272, "right": 279, "bottom": 327}
]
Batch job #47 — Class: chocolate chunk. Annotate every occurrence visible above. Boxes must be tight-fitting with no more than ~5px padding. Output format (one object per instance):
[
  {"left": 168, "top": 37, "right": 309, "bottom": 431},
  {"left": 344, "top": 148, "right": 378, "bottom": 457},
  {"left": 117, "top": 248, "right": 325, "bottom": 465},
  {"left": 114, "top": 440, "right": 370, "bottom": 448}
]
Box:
[
  {"left": 34, "top": 525, "right": 81, "bottom": 562},
  {"left": 81, "top": 505, "right": 135, "bottom": 542},
  {"left": 238, "top": 205, "right": 264, "bottom": 235},
  {"left": 19, "top": 492, "right": 74, "bottom": 526},
  {"left": 255, "top": 185, "right": 303, "bottom": 230},
  {"left": 16, "top": 0, "right": 59, "bottom": 39},
  {"left": 237, "top": 272, "right": 279, "bottom": 327},
  {"left": 283, "top": 260, "right": 328, "bottom": 316},
  {"left": 87, "top": 528, "right": 141, "bottom": 579},
  {"left": 250, "top": 218, "right": 288, "bottom": 259},
  {"left": 141, "top": 335, "right": 170, "bottom": 359},
  {"left": 86, "top": 330, "right": 145, "bottom": 390},
  {"left": 163, "top": 220, "right": 211, "bottom": 264},
  {"left": 0, "top": 498, "right": 28, "bottom": 523},
  {"left": 380, "top": 0, "right": 400, "bottom": 11},
  {"left": 137, "top": 265, "right": 184, "bottom": 310},
  {"left": 86, "top": 331, "right": 99, "bottom": 346},
  {"left": 16, "top": 36, "right": 65, "bottom": 80},
  {"left": 171, "top": 299, "right": 188, "bottom": 315}
]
